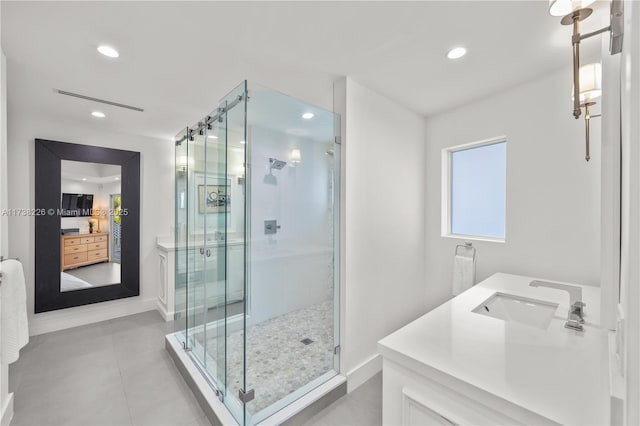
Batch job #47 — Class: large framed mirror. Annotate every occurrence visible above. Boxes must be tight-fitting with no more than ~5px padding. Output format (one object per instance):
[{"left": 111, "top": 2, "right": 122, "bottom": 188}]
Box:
[{"left": 35, "top": 139, "right": 140, "bottom": 313}]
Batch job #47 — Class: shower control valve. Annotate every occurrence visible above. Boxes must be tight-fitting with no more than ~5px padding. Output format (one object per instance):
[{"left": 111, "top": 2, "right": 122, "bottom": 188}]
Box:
[{"left": 264, "top": 219, "right": 280, "bottom": 235}]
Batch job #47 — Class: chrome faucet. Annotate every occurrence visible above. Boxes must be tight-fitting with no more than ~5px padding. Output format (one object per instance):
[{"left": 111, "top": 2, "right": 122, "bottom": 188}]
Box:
[{"left": 529, "top": 280, "right": 586, "bottom": 331}]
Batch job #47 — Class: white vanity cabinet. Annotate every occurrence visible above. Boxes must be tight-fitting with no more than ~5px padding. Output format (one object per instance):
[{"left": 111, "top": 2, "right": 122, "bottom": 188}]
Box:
[
  {"left": 156, "top": 237, "right": 246, "bottom": 321},
  {"left": 227, "top": 243, "right": 244, "bottom": 303},
  {"left": 156, "top": 238, "right": 176, "bottom": 321},
  {"left": 378, "top": 273, "right": 610, "bottom": 426},
  {"left": 382, "top": 358, "right": 542, "bottom": 426}
]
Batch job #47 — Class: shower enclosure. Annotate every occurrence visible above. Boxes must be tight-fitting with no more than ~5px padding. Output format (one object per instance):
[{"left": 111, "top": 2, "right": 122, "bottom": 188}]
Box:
[{"left": 173, "top": 81, "right": 341, "bottom": 425}]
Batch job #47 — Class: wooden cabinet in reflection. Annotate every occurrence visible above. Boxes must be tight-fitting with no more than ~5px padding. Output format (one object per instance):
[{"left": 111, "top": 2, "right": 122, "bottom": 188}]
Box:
[{"left": 61, "top": 233, "right": 109, "bottom": 271}]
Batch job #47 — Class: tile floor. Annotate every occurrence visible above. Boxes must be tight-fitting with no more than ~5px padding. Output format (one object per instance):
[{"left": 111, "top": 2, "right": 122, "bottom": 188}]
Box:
[
  {"left": 9, "top": 310, "right": 382, "bottom": 426},
  {"left": 63, "top": 262, "right": 121, "bottom": 289},
  {"left": 9, "top": 311, "right": 207, "bottom": 426},
  {"left": 304, "top": 373, "right": 382, "bottom": 426}
]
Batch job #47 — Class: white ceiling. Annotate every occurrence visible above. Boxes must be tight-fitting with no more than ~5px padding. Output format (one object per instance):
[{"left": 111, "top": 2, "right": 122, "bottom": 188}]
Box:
[
  {"left": 62, "top": 160, "right": 121, "bottom": 184},
  {"left": 1, "top": 1, "right": 606, "bottom": 141}
]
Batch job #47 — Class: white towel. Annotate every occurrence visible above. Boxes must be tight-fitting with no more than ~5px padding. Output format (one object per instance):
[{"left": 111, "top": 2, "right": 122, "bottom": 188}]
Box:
[
  {"left": 452, "top": 254, "right": 475, "bottom": 296},
  {"left": 1, "top": 259, "right": 29, "bottom": 364}
]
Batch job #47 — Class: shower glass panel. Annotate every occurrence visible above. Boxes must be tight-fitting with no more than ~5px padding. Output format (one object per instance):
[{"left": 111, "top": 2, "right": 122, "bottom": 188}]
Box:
[
  {"left": 174, "top": 127, "right": 189, "bottom": 343},
  {"left": 174, "top": 81, "right": 339, "bottom": 426},
  {"left": 242, "top": 86, "right": 340, "bottom": 424}
]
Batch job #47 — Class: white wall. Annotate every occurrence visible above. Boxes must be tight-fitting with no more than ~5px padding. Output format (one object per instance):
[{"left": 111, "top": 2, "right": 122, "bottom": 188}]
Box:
[
  {"left": 247, "top": 125, "right": 335, "bottom": 325},
  {"left": 6, "top": 110, "right": 174, "bottom": 335},
  {"left": 424, "top": 67, "right": 602, "bottom": 312},
  {"left": 619, "top": 1, "right": 640, "bottom": 423},
  {"left": 249, "top": 126, "right": 333, "bottom": 248},
  {"left": 0, "top": 48, "right": 13, "bottom": 426},
  {"left": 335, "top": 77, "right": 427, "bottom": 391}
]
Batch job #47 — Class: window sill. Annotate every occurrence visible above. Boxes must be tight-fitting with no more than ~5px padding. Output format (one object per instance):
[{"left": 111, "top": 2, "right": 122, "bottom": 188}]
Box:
[{"left": 441, "top": 233, "right": 505, "bottom": 244}]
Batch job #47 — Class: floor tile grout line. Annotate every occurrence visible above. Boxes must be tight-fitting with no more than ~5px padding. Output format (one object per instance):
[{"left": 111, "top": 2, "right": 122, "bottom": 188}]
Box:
[{"left": 113, "top": 328, "right": 136, "bottom": 426}]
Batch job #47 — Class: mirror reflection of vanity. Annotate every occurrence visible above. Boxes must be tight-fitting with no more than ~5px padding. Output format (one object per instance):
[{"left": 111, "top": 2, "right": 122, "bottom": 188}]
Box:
[
  {"left": 35, "top": 139, "right": 140, "bottom": 313},
  {"left": 59, "top": 160, "right": 122, "bottom": 292}
]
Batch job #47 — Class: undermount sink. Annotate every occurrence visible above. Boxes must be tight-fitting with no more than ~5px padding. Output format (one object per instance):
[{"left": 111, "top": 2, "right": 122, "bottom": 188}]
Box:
[{"left": 472, "top": 292, "right": 559, "bottom": 329}]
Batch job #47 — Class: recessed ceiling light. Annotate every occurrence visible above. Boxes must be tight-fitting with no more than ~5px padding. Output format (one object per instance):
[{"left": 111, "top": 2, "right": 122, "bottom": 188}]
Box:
[
  {"left": 82, "top": 178, "right": 87, "bottom": 181},
  {"left": 91, "top": 111, "right": 106, "bottom": 118},
  {"left": 302, "top": 112, "right": 314, "bottom": 120},
  {"left": 446, "top": 47, "right": 467, "bottom": 60},
  {"left": 97, "top": 45, "right": 119, "bottom": 58},
  {"left": 240, "top": 140, "right": 246, "bottom": 145}
]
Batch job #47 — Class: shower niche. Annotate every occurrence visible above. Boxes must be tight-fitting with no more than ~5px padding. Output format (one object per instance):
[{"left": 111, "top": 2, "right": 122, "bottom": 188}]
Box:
[{"left": 170, "top": 81, "right": 341, "bottom": 425}]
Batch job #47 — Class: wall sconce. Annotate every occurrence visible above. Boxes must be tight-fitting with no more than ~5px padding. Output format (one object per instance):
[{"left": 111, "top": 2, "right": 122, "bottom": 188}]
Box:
[
  {"left": 574, "top": 63, "right": 602, "bottom": 161},
  {"left": 290, "top": 149, "right": 301, "bottom": 166},
  {"left": 549, "top": 0, "right": 623, "bottom": 161},
  {"left": 235, "top": 164, "right": 245, "bottom": 185},
  {"left": 177, "top": 155, "right": 193, "bottom": 173}
]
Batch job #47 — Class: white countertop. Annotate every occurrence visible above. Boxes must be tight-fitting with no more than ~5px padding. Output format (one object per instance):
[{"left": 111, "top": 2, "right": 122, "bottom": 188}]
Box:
[
  {"left": 157, "top": 237, "right": 331, "bottom": 260},
  {"left": 378, "top": 273, "right": 609, "bottom": 426},
  {"left": 156, "top": 237, "right": 244, "bottom": 251}
]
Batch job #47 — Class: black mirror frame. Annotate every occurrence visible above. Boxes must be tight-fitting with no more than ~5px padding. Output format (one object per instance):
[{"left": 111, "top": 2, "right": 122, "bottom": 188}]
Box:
[{"left": 34, "top": 139, "right": 140, "bottom": 313}]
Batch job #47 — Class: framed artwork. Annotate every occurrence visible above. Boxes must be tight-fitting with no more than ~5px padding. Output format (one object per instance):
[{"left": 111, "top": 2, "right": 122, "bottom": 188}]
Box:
[{"left": 198, "top": 183, "right": 230, "bottom": 213}]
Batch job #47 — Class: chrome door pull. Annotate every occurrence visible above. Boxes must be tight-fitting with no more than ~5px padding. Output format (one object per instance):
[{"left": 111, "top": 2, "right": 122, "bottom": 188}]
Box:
[
  {"left": 206, "top": 249, "right": 211, "bottom": 257},
  {"left": 199, "top": 247, "right": 205, "bottom": 255}
]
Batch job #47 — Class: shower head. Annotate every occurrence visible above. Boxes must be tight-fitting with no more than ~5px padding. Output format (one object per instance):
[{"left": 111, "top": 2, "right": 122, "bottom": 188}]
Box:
[{"left": 269, "top": 158, "right": 287, "bottom": 170}]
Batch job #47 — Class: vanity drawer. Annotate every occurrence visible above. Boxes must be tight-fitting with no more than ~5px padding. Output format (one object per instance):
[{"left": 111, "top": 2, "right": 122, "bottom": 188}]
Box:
[
  {"left": 88, "top": 242, "right": 107, "bottom": 250},
  {"left": 87, "top": 249, "right": 107, "bottom": 260},
  {"left": 64, "top": 244, "right": 87, "bottom": 255},
  {"left": 64, "top": 238, "right": 81, "bottom": 246},
  {"left": 94, "top": 235, "right": 108, "bottom": 242},
  {"left": 64, "top": 252, "right": 87, "bottom": 264},
  {"left": 81, "top": 237, "right": 95, "bottom": 244}
]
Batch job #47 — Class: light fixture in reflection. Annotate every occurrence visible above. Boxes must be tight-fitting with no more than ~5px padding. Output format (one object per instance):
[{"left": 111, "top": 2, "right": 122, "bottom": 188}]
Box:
[
  {"left": 82, "top": 178, "right": 87, "bottom": 181},
  {"left": 302, "top": 112, "right": 314, "bottom": 120},
  {"left": 574, "top": 62, "right": 602, "bottom": 102},
  {"left": 115, "top": 177, "right": 120, "bottom": 181},
  {"left": 91, "top": 111, "right": 106, "bottom": 118},
  {"left": 290, "top": 149, "right": 301, "bottom": 166},
  {"left": 177, "top": 155, "right": 194, "bottom": 172},
  {"left": 240, "top": 140, "right": 246, "bottom": 145},
  {"left": 97, "top": 45, "right": 119, "bottom": 58},
  {"left": 446, "top": 47, "right": 467, "bottom": 59},
  {"left": 236, "top": 164, "right": 245, "bottom": 186}
]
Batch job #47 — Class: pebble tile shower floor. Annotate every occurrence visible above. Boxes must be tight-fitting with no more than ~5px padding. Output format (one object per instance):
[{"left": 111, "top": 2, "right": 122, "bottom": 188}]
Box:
[{"left": 196, "top": 299, "right": 335, "bottom": 415}]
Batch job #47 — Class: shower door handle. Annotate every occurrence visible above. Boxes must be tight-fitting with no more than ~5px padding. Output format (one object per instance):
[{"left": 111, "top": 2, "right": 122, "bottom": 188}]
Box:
[
  {"left": 206, "top": 249, "right": 211, "bottom": 257},
  {"left": 199, "top": 247, "right": 205, "bottom": 255}
]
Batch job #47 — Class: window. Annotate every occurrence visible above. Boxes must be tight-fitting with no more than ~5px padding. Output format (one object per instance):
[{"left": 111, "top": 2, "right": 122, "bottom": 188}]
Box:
[{"left": 442, "top": 138, "right": 507, "bottom": 241}]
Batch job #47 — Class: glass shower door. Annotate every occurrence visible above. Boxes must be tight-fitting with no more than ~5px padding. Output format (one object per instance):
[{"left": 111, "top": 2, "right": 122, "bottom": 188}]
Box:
[
  {"left": 186, "top": 130, "right": 207, "bottom": 368},
  {"left": 174, "top": 127, "right": 189, "bottom": 341},
  {"left": 243, "top": 85, "right": 341, "bottom": 425},
  {"left": 218, "top": 81, "right": 248, "bottom": 425},
  {"left": 175, "top": 82, "right": 248, "bottom": 426},
  {"left": 201, "top": 116, "right": 228, "bottom": 392}
]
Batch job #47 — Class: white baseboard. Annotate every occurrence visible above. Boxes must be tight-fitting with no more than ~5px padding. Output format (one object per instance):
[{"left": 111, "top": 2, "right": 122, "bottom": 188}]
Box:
[
  {"left": 1, "top": 392, "right": 13, "bottom": 426},
  {"left": 156, "top": 299, "right": 174, "bottom": 322},
  {"left": 346, "top": 353, "right": 382, "bottom": 393},
  {"left": 29, "top": 297, "right": 157, "bottom": 336}
]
